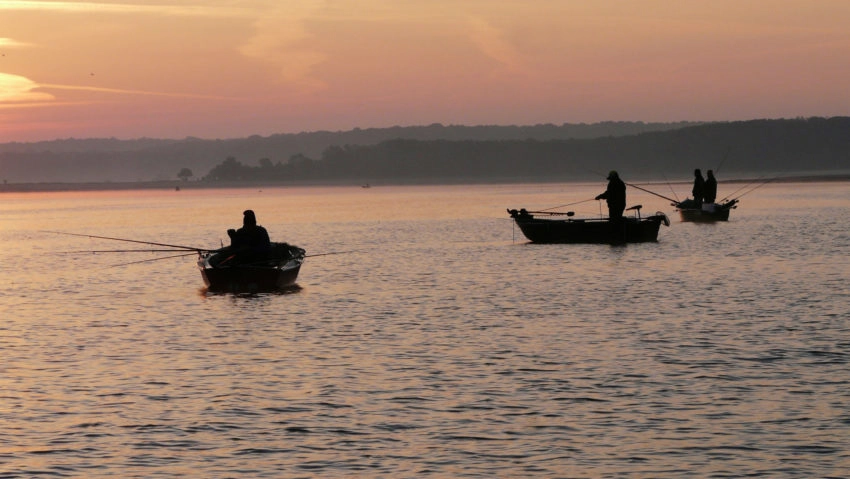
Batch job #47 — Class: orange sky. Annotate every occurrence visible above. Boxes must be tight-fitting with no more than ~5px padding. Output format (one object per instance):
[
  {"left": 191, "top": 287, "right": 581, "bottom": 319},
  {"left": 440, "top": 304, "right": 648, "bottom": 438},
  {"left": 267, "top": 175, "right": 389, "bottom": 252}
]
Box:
[{"left": 2, "top": 1, "right": 849, "bottom": 142}]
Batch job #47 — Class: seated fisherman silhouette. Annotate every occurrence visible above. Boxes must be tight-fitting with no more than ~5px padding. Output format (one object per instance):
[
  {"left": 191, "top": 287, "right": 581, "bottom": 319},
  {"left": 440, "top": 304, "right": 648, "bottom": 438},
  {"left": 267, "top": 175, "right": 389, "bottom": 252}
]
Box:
[{"left": 227, "top": 210, "right": 271, "bottom": 261}]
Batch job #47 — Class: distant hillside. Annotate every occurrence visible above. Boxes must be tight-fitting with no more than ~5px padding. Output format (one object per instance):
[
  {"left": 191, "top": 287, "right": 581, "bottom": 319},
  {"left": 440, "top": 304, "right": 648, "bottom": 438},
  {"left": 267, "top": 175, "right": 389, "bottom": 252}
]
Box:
[
  {"left": 2, "top": 118, "right": 848, "bottom": 185},
  {"left": 201, "top": 117, "right": 850, "bottom": 184},
  {"left": 0, "top": 122, "right": 698, "bottom": 183}
]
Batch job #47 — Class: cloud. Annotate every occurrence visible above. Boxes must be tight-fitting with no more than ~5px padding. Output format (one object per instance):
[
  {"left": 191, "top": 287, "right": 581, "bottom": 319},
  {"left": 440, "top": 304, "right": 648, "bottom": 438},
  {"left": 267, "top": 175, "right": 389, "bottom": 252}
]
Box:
[
  {"left": 0, "top": 72, "right": 240, "bottom": 106},
  {"left": 1, "top": 37, "right": 33, "bottom": 49},
  {"left": 0, "top": 73, "right": 55, "bottom": 102},
  {"left": 466, "top": 16, "right": 525, "bottom": 73},
  {"left": 39, "top": 83, "right": 240, "bottom": 100},
  {"left": 238, "top": 2, "right": 327, "bottom": 91},
  {"left": 0, "top": 1, "right": 248, "bottom": 17}
]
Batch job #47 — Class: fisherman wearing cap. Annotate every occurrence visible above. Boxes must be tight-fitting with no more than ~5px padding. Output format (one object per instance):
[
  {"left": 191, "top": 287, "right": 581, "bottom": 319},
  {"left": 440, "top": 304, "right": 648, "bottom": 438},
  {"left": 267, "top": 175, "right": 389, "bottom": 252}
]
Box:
[
  {"left": 595, "top": 170, "right": 627, "bottom": 221},
  {"left": 227, "top": 209, "right": 271, "bottom": 259}
]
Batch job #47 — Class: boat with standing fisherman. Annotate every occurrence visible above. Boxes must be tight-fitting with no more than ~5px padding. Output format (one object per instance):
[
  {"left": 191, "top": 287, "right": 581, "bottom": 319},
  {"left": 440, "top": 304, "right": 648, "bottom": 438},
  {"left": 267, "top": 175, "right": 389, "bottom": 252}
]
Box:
[
  {"left": 673, "top": 167, "right": 737, "bottom": 222},
  {"left": 626, "top": 178, "right": 764, "bottom": 223},
  {"left": 673, "top": 198, "right": 738, "bottom": 222},
  {"left": 509, "top": 171, "right": 669, "bottom": 244},
  {"left": 508, "top": 206, "right": 670, "bottom": 244}
]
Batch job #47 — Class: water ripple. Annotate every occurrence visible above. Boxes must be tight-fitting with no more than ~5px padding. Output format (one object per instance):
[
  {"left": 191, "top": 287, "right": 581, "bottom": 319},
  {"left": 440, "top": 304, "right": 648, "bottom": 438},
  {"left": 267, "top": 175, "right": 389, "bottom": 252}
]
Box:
[{"left": 1, "top": 183, "right": 849, "bottom": 477}]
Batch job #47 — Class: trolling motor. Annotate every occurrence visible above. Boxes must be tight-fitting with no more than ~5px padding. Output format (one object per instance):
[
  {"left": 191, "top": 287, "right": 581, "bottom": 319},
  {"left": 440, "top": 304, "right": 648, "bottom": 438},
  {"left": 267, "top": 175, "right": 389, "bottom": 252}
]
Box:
[{"left": 507, "top": 208, "right": 532, "bottom": 219}]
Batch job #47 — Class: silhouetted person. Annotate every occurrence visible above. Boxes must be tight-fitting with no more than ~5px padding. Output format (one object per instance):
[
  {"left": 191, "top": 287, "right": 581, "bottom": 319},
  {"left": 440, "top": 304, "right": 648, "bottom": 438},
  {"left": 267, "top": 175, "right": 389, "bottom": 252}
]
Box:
[
  {"left": 227, "top": 210, "right": 271, "bottom": 260},
  {"left": 692, "top": 168, "right": 705, "bottom": 207},
  {"left": 704, "top": 169, "right": 717, "bottom": 204},
  {"left": 595, "top": 170, "right": 626, "bottom": 221}
]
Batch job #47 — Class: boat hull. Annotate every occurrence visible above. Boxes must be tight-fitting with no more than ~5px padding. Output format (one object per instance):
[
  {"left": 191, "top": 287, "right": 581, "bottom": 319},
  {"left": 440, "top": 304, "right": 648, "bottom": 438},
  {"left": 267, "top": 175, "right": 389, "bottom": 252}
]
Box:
[
  {"left": 509, "top": 209, "right": 667, "bottom": 244},
  {"left": 676, "top": 199, "right": 737, "bottom": 222},
  {"left": 200, "top": 261, "right": 302, "bottom": 292},
  {"left": 198, "top": 243, "right": 305, "bottom": 292}
]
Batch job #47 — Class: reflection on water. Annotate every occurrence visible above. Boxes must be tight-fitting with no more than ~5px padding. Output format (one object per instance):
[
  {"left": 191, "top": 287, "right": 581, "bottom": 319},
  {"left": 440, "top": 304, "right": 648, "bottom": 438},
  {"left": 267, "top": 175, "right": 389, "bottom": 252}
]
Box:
[
  {"left": 1, "top": 182, "right": 849, "bottom": 477},
  {"left": 200, "top": 284, "right": 304, "bottom": 299}
]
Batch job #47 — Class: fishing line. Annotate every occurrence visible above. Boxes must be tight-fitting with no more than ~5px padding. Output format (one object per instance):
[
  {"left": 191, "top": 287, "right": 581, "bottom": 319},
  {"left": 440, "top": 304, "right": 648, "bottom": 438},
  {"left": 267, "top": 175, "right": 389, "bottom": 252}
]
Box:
[{"left": 661, "top": 173, "right": 680, "bottom": 202}]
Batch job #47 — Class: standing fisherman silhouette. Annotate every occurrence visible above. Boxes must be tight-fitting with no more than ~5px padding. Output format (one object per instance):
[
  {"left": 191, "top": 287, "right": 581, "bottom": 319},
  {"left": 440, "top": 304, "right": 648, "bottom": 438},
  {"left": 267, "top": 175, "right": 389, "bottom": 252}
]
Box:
[
  {"left": 595, "top": 170, "right": 627, "bottom": 221},
  {"left": 704, "top": 169, "right": 717, "bottom": 204},
  {"left": 227, "top": 210, "right": 271, "bottom": 261},
  {"left": 692, "top": 168, "right": 706, "bottom": 208}
]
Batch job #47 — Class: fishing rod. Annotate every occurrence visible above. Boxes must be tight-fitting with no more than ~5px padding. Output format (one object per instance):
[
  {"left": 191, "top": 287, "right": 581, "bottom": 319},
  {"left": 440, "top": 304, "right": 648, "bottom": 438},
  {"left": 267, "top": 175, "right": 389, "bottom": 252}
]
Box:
[
  {"left": 624, "top": 182, "right": 679, "bottom": 204},
  {"left": 719, "top": 178, "right": 760, "bottom": 202},
  {"left": 583, "top": 166, "right": 678, "bottom": 204},
  {"left": 55, "top": 248, "right": 204, "bottom": 254},
  {"left": 305, "top": 250, "right": 361, "bottom": 258},
  {"left": 538, "top": 198, "right": 596, "bottom": 212},
  {"left": 216, "top": 249, "right": 361, "bottom": 268},
  {"left": 108, "top": 252, "right": 199, "bottom": 268},
  {"left": 715, "top": 146, "right": 731, "bottom": 175},
  {"left": 41, "top": 230, "right": 213, "bottom": 252},
  {"left": 521, "top": 210, "right": 577, "bottom": 216},
  {"left": 718, "top": 174, "right": 774, "bottom": 202},
  {"left": 729, "top": 174, "right": 784, "bottom": 200}
]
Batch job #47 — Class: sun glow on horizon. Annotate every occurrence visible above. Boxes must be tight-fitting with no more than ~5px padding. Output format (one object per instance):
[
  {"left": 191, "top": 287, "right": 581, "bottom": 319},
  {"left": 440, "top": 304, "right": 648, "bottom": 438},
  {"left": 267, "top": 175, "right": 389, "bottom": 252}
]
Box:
[{"left": 0, "top": 73, "right": 54, "bottom": 103}]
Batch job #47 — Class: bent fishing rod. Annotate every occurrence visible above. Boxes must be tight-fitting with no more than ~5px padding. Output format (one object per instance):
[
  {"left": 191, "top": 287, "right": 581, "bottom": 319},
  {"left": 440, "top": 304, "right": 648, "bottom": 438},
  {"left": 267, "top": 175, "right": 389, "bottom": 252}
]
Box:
[
  {"left": 623, "top": 182, "right": 679, "bottom": 204},
  {"left": 582, "top": 166, "right": 680, "bottom": 204}
]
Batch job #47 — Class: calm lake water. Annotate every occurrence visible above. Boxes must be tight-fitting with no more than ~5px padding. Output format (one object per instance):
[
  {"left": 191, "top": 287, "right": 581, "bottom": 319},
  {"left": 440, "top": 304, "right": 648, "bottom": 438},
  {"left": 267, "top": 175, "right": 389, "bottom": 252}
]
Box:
[{"left": 1, "top": 181, "right": 849, "bottom": 478}]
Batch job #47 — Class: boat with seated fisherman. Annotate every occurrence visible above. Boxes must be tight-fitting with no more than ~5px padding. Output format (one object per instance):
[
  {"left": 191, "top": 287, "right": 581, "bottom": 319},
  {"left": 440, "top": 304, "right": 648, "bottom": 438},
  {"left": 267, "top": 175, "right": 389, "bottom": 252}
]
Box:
[{"left": 198, "top": 242, "right": 306, "bottom": 292}]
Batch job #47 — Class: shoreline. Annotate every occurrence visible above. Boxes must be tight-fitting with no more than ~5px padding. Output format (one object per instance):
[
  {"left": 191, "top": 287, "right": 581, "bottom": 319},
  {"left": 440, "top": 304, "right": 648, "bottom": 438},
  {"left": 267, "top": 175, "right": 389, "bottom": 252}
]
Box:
[{"left": 1, "top": 173, "right": 848, "bottom": 193}]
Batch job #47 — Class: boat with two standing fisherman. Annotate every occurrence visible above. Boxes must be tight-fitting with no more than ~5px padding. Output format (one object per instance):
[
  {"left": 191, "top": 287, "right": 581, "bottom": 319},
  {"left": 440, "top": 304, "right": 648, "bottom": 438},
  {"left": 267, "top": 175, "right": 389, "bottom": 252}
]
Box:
[
  {"left": 508, "top": 205, "right": 670, "bottom": 244},
  {"left": 626, "top": 181, "right": 747, "bottom": 223},
  {"left": 673, "top": 198, "right": 738, "bottom": 222},
  {"left": 669, "top": 172, "right": 782, "bottom": 222}
]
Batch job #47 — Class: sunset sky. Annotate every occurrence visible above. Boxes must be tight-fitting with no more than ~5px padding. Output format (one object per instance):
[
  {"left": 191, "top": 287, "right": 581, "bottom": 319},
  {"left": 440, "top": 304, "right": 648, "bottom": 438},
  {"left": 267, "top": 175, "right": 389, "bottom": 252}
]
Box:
[{"left": 2, "top": 1, "right": 849, "bottom": 142}]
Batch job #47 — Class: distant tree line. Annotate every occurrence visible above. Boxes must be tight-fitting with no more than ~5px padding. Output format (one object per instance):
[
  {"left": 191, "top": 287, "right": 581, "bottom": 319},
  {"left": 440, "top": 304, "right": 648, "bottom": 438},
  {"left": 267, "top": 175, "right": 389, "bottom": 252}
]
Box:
[
  {"left": 2, "top": 118, "right": 846, "bottom": 183},
  {"left": 201, "top": 117, "right": 850, "bottom": 183},
  {"left": 0, "top": 122, "right": 699, "bottom": 183},
  {"left": 204, "top": 154, "right": 320, "bottom": 181}
]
